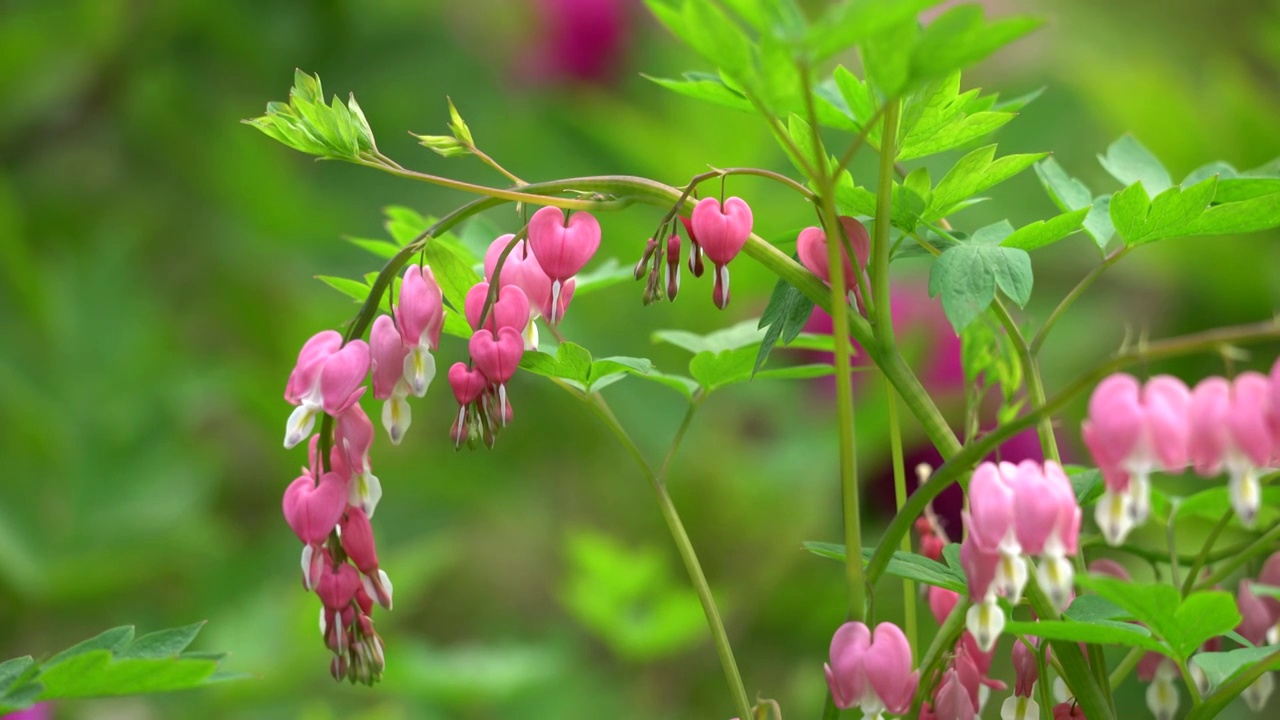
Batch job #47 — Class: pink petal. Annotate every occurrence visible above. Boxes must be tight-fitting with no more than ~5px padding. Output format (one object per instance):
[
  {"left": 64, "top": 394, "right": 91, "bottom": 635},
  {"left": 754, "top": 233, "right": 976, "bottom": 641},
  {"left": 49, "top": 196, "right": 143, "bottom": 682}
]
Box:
[
  {"left": 335, "top": 402, "right": 374, "bottom": 473},
  {"left": 469, "top": 328, "right": 524, "bottom": 385},
  {"left": 1143, "top": 375, "right": 1191, "bottom": 471},
  {"left": 1189, "top": 377, "right": 1231, "bottom": 476},
  {"left": 282, "top": 472, "right": 348, "bottom": 546},
  {"left": 928, "top": 585, "right": 960, "bottom": 626},
  {"left": 691, "top": 197, "right": 753, "bottom": 265},
  {"left": 465, "top": 281, "right": 531, "bottom": 333},
  {"left": 340, "top": 506, "right": 379, "bottom": 575},
  {"left": 966, "top": 462, "right": 1015, "bottom": 552},
  {"left": 316, "top": 559, "right": 361, "bottom": 611},
  {"left": 319, "top": 340, "right": 370, "bottom": 416},
  {"left": 1084, "top": 373, "right": 1144, "bottom": 468},
  {"left": 527, "top": 206, "right": 601, "bottom": 281},
  {"left": 1230, "top": 372, "right": 1273, "bottom": 467},
  {"left": 448, "top": 362, "right": 489, "bottom": 405},
  {"left": 370, "top": 315, "right": 409, "bottom": 400},
  {"left": 285, "top": 330, "right": 343, "bottom": 403},
  {"left": 866, "top": 623, "right": 917, "bottom": 714},
  {"left": 826, "top": 622, "right": 870, "bottom": 709},
  {"left": 396, "top": 264, "right": 444, "bottom": 349},
  {"left": 960, "top": 536, "right": 999, "bottom": 599}
]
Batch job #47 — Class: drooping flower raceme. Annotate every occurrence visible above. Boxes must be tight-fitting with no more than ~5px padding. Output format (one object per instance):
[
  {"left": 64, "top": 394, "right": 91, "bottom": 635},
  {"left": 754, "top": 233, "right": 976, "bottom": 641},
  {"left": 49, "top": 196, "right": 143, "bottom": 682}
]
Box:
[
  {"left": 961, "top": 461, "right": 1081, "bottom": 651},
  {"left": 395, "top": 264, "right": 445, "bottom": 398},
  {"left": 1189, "top": 373, "right": 1273, "bottom": 528},
  {"left": 485, "top": 233, "right": 577, "bottom": 346},
  {"left": 824, "top": 621, "right": 919, "bottom": 718},
  {"left": 283, "top": 331, "right": 370, "bottom": 448},
  {"left": 690, "top": 196, "right": 753, "bottom": 309}
]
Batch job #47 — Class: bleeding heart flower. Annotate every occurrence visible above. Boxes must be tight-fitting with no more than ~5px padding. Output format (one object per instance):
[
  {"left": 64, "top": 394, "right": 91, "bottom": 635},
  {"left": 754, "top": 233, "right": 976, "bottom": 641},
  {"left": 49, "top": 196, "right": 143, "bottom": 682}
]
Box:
[
  {"left": 690, "top": 196, "right": 753, "bottom": 309},
  {"left": 527, "top": 206, "right": 599, "bottom": 321},
  {"left": 797, "top": 216, "right": 871, "bottom": 308},
  {"left": 465, "top": 281, "right": 531, "bottom": 333},
  {"left": 283, "top": 471, "right": 348, "bottom": 546}
]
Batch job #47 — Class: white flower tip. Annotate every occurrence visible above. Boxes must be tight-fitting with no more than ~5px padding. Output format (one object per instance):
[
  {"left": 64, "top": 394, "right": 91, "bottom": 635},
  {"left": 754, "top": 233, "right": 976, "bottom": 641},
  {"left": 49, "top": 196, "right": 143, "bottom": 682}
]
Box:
[
  {"left": 1001, "top": 695, "right": 1038, "bottom": 720},
  {"left": 1146, "top": 676, "right": 1180, "bottom": 720},
  {"left": 966, "top": 598, "right": 1005, "bottom": 653},
  {"left": 1245, "top": 672, "right": 1274, "bottom": 712},
  {"left": 1231, "top": 471, "right": 1262, "bottom": 529},
  {"left": 1096, "top": 490, "right": 1135, "bottom": 547},
  {"left": 1038, "top": 555, "right": 1075, "bottom": 612},
  {"left": 283, "top": 405, "right": 317, "bottom": 449}
]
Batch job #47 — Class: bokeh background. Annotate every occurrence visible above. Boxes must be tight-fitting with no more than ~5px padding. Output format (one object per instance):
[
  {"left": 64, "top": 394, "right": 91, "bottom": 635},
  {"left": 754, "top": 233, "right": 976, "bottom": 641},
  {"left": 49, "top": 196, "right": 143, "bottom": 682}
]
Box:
[{"left": 2, "top": 0, "right": 1280, "bottom": 718}]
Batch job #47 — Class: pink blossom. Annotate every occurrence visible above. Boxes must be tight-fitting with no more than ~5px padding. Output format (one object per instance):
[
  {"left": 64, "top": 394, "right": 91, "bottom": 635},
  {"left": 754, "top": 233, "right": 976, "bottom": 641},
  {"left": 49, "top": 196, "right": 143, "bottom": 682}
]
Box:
[
  {"left": 932, "top": 668, "right": 976, "bottom": 720},
  {"left": 370, "top": 314, "right": 412, "bottom": 444},
  {"left": 1190, "top": 374, "right": 1272, "bottom": 526},
  {"left": 395, "top": 265, "right": 444, "bottom": 397},
  {"left": 341, "top": 506, "right": 393, "bottom": 610},
  {"left": 690, "top": 196, "right": 753, "bottom": 309},
  {"left": 282, "top": 470, "right": 348, "bottom": 548},
  {"left": 465, "top": 282, "right": 531, "bottom": 334},
  {"left": 664, "top": 233, "right": 681, "bottom": 300},
  {"left": 1012, "top": 639, "right": 1040, "bottom": 697},
  {"left": 796, "top": 216, "right": 871, "bottom": 308},
  {"left": 527, "top": 206, "right": 599, "bottom": 321},
  {"left": 824, "top": 621, "right": 918, "bottom": 715},
  {"left": 485, "top": 234, "right": 573, "bottom": 333},
  {"left": 524, "top": 0, "right": 629, "bottom": 86},
  {"left": 283, "top": 332, "right": 370, "bottom": 448}
]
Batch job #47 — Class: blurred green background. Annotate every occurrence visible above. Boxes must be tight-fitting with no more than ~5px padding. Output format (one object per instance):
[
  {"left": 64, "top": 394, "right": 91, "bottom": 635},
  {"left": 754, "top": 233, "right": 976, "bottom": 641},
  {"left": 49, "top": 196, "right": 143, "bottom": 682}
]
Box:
[{"left": 2, "top": 1, "right": 1279, "bottom": 718}]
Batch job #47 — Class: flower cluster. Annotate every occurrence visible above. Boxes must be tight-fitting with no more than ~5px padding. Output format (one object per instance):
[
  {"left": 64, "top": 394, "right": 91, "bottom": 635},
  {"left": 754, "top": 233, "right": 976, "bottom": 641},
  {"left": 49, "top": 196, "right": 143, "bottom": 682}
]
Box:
[
  {"left": 282, "top": 332, "right": 391, "bottom": 684},
  {"left": 636, "top": 197, "right": 754, "bottom": 309},
  {"left": 823, "top": 620, "right": 919, "bottom": 718},
  {"left": 959, "top": 461, "right": 1081, "bottom": 650},
  {"left": 1083, "top": 364, "right": 1279, "bottom": 546},
  {"left": 279, "top": 206, "right": 601, "bottom": 682},
  {"left": 1236, "top": 552, "right": 1280, "bottom": 711},
  {"left": 920, "top": 585, "right": 1005, "bottom": 720}
]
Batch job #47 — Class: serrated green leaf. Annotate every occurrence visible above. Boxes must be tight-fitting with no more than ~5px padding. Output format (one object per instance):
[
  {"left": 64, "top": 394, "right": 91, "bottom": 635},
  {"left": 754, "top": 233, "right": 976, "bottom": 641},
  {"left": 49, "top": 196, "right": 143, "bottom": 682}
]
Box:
[
  {"left": 522, "top": 342, "right": 594, "bottom": 384},
  {"left": 1177, "top": 485, "right": 1280, "bottom": 526},
  {"left": 643, "top": 73, "right": 753, "bottom": 112},
  {"left": 446, "top": 97, "right": 474, "bottom": 146},
  {"left": 47, "top": 626, "right": 135, "bottom": 666},
  {"left": 1183, "top": 192, "right": 1280, "bottom": 236},
  {"left": 900, "top": 111, "right": 1015, "bottom": 161},
  {"left": 835, "top": 171, "right": 879, "bottom": 216},
  {"left": 1064, "top": 594, "right": 1133, "bottom": 623},
  {"left": 681, "top": 0, "right": 754, "bottom": 83},
  {"left": 1076, "top": 575, "right": 1240, "bottom": 661},
  {"left": 689, "top": 346, "right": 757, "bottom": 390},
  {"left": 316, "top": 275, "right": 371, "bottom": 303},
  {"left": 807, "top": 0, "right": 944, "bottom": 63},
  {"left": 36, "top": 651, "right": 218, "bottom": 699},
  {"left": 0, "top": 657, "right": 34, "bottom": 694},
  {"left": 802, "top": 542, "right": 968, "bottom": 594},
  {"left": 416, "top": 133, "right": 471, "bottom": 158},
  {"left": 910, "top": 6, "right": 1043, "bottom": 86},
  {"left": 833, "top": 66, "right": 881, "bottom": 145},
  {"left": 784, "top": 113, "right": 827, "bottom": 176},
  {"left": 118, "top": 623, "right": 205, "bottom": 660},
  {"left": 1083, "top": 195, "right": 1116, "bottom": 250},
  {"left": 1110, "top": 177, "right": 1218, "bottom": 246},
  {"left": 1099, "top": 135, "right": 1172, "bottom": 195},
  {"left": 1000, "top": 207, "right": 1089, "bottom": 251},
  {"left": 891, "top": 183, "right": 928, "bottom": 231},
  {"left": 1193, "top": 645, "right": 1280, "bottom": 691},
  {"left": 929, "top": 240, "right": 1033, "bottom": 330},
  {"left": 384, "top": 206, "right": 431, "bottom": 245},
  {"left": 897, "top": 73, "right": 1018, "bottom": 160},
  {"left": 588, "top": 356, "right": 655, "bottom": 390},
  {"left": 1035, "top": 157, "right": 1092, "bottom": 213},
  {"left": 422, "top": 235, "right": 484, "bottom": 318},
  {"left": 754, "top": 279, "right": 816, "bottom": 375},
  {"left": 635, "top": 372, "right": 699, "bottom": 398},
  {"left": 928, "top": 145, "right": 1047, "bottom": 219}
]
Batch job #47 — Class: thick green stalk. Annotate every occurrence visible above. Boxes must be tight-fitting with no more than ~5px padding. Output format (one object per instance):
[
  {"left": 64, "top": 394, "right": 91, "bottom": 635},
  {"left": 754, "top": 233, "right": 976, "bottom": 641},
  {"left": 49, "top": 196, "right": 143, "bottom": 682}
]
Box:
[
  {"left": 1026, "top": 581, "right": 1114, "bottom": 720},
  {"left": 887, "top": 389, "right": 916, "bottom": 650},
  {"left": 871, "top": 100, "right": 900, "bottom": 352},
  {"left": 1181, "top": 511, "right": 1234, "bottom": 596}
]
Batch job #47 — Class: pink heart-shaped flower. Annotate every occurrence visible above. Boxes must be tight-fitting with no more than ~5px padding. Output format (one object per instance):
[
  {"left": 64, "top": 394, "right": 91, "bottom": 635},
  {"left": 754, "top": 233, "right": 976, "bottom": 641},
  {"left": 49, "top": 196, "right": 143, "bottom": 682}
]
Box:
[
  {"left": 285, "top": 330, "right": 343, "bottom": 403},
  {"left": 465, "top": 282, "right": 531, "bottom": 333},
  {"left": 319, "top": 340, "right": 370, "bottom": 415},
  {"left": 282, "top": 472, "right": 349, "bottom": 545},
  {"left": 316, "top": 559, "right": 361, "bottom": 611},
  {"left": 690, "top": 196, "right": 753, "bottom": 265},
  {"left": 395, "top": 264, "right": 444, "bottom": 349},
  {"left": 527, "top": 206, "right": 601, "bottom": 281},
  {"left": 370, "top": 315, "right": 410, "bottom": 400},
  {"left": 470, "top": 328, "right": 525, "bottom": 385},
  {"left": 448, "top": 362, "right": 489, "bottom": 405}
]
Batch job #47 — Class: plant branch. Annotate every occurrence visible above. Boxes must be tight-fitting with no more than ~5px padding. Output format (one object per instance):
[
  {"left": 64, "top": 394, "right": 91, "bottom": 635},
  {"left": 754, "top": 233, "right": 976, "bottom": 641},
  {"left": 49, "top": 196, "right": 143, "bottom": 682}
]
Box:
[
  {"left": 1182, "top": 511, "right": 1235, "bottom": 596},
  {"left": 1031, "top": 247, "right": 1129, "bottom": 356}
]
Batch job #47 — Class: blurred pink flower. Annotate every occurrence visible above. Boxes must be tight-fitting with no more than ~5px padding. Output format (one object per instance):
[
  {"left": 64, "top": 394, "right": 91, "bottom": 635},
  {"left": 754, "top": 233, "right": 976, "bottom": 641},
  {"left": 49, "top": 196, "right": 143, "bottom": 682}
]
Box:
[
  {"left": 2, "top": 705, "right": 51, "bottom": 720},
  {"left": 527, "top": 0, "right": 630, "bottom": 85}
]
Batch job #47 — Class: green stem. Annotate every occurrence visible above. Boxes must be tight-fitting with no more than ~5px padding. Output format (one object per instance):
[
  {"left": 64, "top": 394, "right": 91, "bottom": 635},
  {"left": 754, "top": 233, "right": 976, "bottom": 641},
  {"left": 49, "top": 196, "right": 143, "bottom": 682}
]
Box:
[
  {"left": 887, "top": 389, "right": 916, "bottom": 650},
  {"left": 908, "top": 596, "right": 970, "bottom": 718},
  {"left": 830, "top": 102, "right": 889, "bottom": 181},
  {"left": 1030, "top": 247, "right": 1129, "bottom": 356},
  {"left": 1181, "top": 511, "right": 1234, "bottom": 596},
  {"left": 1026, "top": 579, "right": 1114, "bottom": 720},
  {"left": 1036, "top": 638, "right": 1056, "bottom": 720},
  {"left": 865, "top": 317, "right": 1280, "bottom": 591},
  {"left": 573, "top": 389, "right": 753, "bottom": 720},
  {"left": 1109, "top": 647, "right": 1145, "bottom": 688},
  {"left": 991, "top": 297, "right": 1061, "bottom": 463},
  {"left": 871, "top": 99, "right": 900, "bottom": 353},
  {"left": 1195, "top": 521, "right": 1280, "bottom": 591},
  {"left": 1179, "top": 659, "right": 1204, "bottom": 707}
]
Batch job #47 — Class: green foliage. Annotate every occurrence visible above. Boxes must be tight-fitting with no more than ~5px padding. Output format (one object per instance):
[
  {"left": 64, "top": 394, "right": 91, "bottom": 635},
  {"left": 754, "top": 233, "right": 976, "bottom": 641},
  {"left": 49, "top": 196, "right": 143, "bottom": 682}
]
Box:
[
  {"left": 896, "top": 73, "right": 1017, "bottom": 161},
  {"left": 802, "top": 542, "right": 967, "bottom": 595},
  {"left": 926, "top": 146, "right": 1047, "bottom": 221},
  {"left": 1110, "top": 177, "right": 1218, "bottom": 246},
  {"left": 560, "top": 530, "right": 705, "bottom": 661},
  {"left": 999, "top": 208, "right": 1090, "bottom": 251},
  {"left": 244, "top": 70, "right": 376, "bottom": 161},
  {"left": 928, "top": 222, "right": 1034, "bottom": 332},
  {"left": 1193, "top": 644, "right": 1280, "bottom": 691},
  {"left": 642, "top": 72, "right": 754, "bottom": 113},
  {"left": 653, "top": 319, "right": 837, "bottom": 393},
  {"left": 909, "top": 6, "right": 1043, "bottom": 88},
  {"left": 1034, "top": 158, "right": 1115, "bottom": 249},
  {"left": 1099, "top": 135, "right": 1173, "bottom": 196},
  {"left": 754, "top": 278, "right": 817, "bottom": 375},
  {"left": 414, "top": 98, "right": 479, "bottom": 158},
  {"left": 0, "top": 623, "right": 239, "bottom": 713},
  {"left": 1074, "top": 575, "right": 1241, "bottom": 661},
  {"left": 960, "top": 313, "right": 1025, "bottom": 426},
  {"left": 519, "top": 342, "right": 660, "bottom": 394},
  {"left": 806, "top": 1, "right": 945, "bottom": 63}
]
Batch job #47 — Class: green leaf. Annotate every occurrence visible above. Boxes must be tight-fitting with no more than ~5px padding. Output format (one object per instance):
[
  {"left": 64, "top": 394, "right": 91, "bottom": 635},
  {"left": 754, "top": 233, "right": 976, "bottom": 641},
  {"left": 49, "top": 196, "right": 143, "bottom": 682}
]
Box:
[
  {"left": 891, "top": 183, "right": 929, "bottom": 232},
  {"left": 1099, "top": 135, "right": 1173, "bottom": 195},
  {"left": 384, "top": 206, "right": 431, "bottom": 246},
  {"left": 928, "top": 239, "right": 1033, "bottom": 331},
  {"left": 1083, "top": 195, "right": 1116, "bottom": 250},
  {"left": 1035, "top": 157, "right": 1092, "bottom": 213},
  {"left": 802, "top": 542, "right": 967, "bottom": 594},
  {"left": 1003, "top": 619, "right": 1165, "bottom": 652},
  {"left": 784, "top": 113, "right": 827, "bottom": 176},
  {"left": 927, "top": 145, "right": 1048, "bottom": 220},
  {"left": 519, "top": 342, "right": 593, "bottom": 384},
  {"left": 861, "top": 18, "right": 918, "bottom": 97},
  {"left": 1076, "top": 575, "right": 1240, "bottom": 661},
  {"left": 833, "top": 66, "right": 881, "bottom": 145},
  {"left": 416, "top": 133, "right": 471, "bottom": 158},
  {"left": 446, "top": 97, "right": 474, "bottom": 146},
  {"left": 642, "top": 72, "right": 753, "bottom": 112},
  {"left": 423, "top": 235, "right": 485, "bottom": 318},
  {"left": 896, "top": 72, "right": 1018, "bottom": 161},
  {"left": 1110, "top": 177, "right": 1218, "bottom": 246},
  {"left": 689, "top": 347, "right": 757, "bottom": 390},
  {"left": 1068, "top": 467, "right": 1105, "bottom": 506},
  {"left": 316, "top": 275, "right": 372, "bottom": 303},
  {"left": 807, "top": 0, "right": 944, "bottom": 63},
  {"left": 346, "top": 237, "right": 403, "bottom": 259},
  {"left": 117, "top": 622, "right": 205, "bottom": 660},
  {"left": 1178, "top": 485, "right": 1280, "bottom": 526},
  {"left": 1000, "top": 208, "right": 1089, "bottom": 251},
  {"left": 681, "top": 0, "right": 754, "bottom": 83},
  {"left": 754, "top": 279, "right": 817, "bottom": 375},
  {"left": 1193, "top": 644, "right": 1280, "bottom": 690},
  {"left": 910, "top": 6, "right": 1043, "bottom": 86},
  {"left": 835, "top": 171, "right": 879, "bottom": 217},
  {"left": 0, "top": 623, "right": 235, "bottom": 708},
  {"left": 1183, "top": 192, "right": 1280, "bottom": 236},
  {"left": 1065, "top": 594, "right": 1133, "bottom": 623},
  {"left": 654, "top": 319, "right": 769, "bottom": 355}
]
